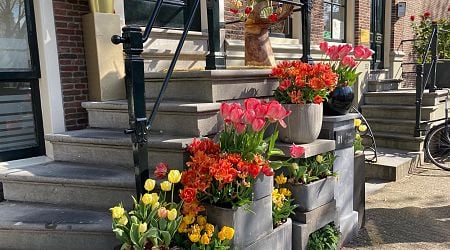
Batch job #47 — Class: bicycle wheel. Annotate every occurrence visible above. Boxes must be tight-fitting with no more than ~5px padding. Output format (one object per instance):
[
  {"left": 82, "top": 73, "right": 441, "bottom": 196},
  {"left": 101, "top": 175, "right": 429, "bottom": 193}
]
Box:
[{"left": 425, "top": 122, "right": 450, "bottom": 171}]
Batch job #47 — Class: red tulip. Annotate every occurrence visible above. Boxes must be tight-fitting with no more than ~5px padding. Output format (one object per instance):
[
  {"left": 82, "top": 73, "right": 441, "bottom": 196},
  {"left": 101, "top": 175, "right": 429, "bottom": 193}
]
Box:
[
  {"left": 244, "top": 98, "right": 260, "bottom": 111},
  {"left": 313, "top": 95, "right": 324, "bottom": 104},
  {"left": 268, "top": 13, "right": 278, "bottom": 22},
  {"left": 154, "top": 162, "right": 168, "bottom": 179},
  {"left": 364, "top": 47, "right": 374, "bottom": 58},
  {"left": 245, "top": 6, "right": 252, "bottom": 14},
  {"left": 410, "top": 15, "right": 415, "bottom": 21},
  {"left": 353, "top": 45, "right": 366, "bottom": 59},
  {"left": 424, "top": 11, "right": 431, "bottom": 18},
  {"left": 230, "top": 9, "right": 239, "bottom": 14},
  {"left": 289, "top": 144, "right": 305, "bottom": 158},
  {"left": 319, "top": 41, "right": 329, "bottom": 53},
  {"left": 243, "top": 109, "right": 256, "bottom": 125},
  {"left": 266, "top": 101, "right": 291, "bottom": 128},
  {"left": 234, "top": 122, "right": 246, "bottom": 134},
  {"left": 251, "top": 118, "right": 265, "bottom": 132},
  {"left": 338, "top": 44, "right": 353, "bottom": 60},
  {"left": 342, "top": 55, "right": 357, "bottom": 68},
  {"left": 279, "top": 79, "right": 291, "bottom": 91},
  {"left": 230, "top": 105, "right": 244, "bottom": 124}
]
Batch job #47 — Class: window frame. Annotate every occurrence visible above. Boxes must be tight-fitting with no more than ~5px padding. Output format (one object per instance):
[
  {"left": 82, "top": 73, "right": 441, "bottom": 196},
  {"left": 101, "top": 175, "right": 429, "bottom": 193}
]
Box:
[{"left": 323, "top": 0, "right": 347, "bottom": 43}]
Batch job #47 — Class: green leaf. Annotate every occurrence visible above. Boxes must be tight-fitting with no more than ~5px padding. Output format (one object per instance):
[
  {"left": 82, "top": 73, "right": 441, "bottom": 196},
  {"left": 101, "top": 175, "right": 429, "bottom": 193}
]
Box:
[
  {"left": 159, "top": 219, "right": 167, "bottom": 230},
  {"left": 269, "top": 148, "right": 285, "bottom": 157},
  {"left": 269, "top": 160, "right": 284, "bottom": 170},
  {"left": 129, "top": 223, "right": 141, "bottom": 248},
  {"left": 160, "top": 230, "right": 172, "bottom": 247},
  {"left": 113, "top": 228, "right": 131, "bottom": 245}
]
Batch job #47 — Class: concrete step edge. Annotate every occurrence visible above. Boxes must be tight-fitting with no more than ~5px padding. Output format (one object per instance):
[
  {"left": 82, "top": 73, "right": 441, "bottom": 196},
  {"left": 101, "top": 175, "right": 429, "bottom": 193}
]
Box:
[
  {"left": 364, "top": 89, "right": 448, "bottom": 97},
  {"left": 82, "top": 100, "right": 221, "bottom": 114},
  {"left": 373, "top": 132, "right": 425, "bottom": 141},
  {"left": 0, "top": 161, "right": 134, "bottom": 189},
  {"left": 365, "top": 118, "right": 417, "bottom": 124},
  {"left": 361, "top": 104, "right": 437, "bottom": 111}
]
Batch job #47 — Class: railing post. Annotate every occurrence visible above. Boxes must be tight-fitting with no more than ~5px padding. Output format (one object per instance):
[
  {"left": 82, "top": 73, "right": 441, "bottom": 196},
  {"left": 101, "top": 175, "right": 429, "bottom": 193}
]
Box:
[
  {"left": 301, "top": 0, "right": 313, "bottom": 64},
  {"left": 430, "top": 21, "right": 438, "bottom": 92},
  {"left": 112, "top": 26, "right": 149, "bottom": 197},
  {"left": 415, "top": 64, "right": 424, "bottom": 137},
  {"left": 205, "top": 0, "right": 226, "bottom": 69}
]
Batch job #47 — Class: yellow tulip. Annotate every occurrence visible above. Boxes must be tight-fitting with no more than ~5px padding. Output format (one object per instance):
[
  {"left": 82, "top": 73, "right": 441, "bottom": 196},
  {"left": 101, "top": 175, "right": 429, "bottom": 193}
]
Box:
[
  {"left": 280, "top": 188, "right": 292, "bottom": 197},
  {"left": 110, "top": 206, "right": 125, "bottom": 219},
  {"left": 218, "top": 226, "right": 234, "bottom": 241},
  {"left": 200, "top": 233, "right": 210, "bottom": 245},
  {"left": 205, "top": 223, "right": 214, "bottom": 237},
  {"left": 139, "top": 223, "right": 147, "bottom": 233},
  {"left": 178, "top": 222, "right": 189, "bottom": 233},
  {"left": 141, "top": 193, "right": 153, "bottom": 205},
  {"left": 160, "top": 181, "right": 172, "bottom": 191},
  {"left": 168, "top": 170, "right": 182, "bottom": 184},
  {"left": 183, "top": 214, "right": 195, "bottom": 225},
  {"left": 358, "top": 124, "right": 367, "bottom": 132},
  {"left": 355, "top": 133, "right": 361, "bottom": 140},
  {"left": 188, "top": 232, "right": 201, "bottom": 243},
  {"left": 275, "top": 173, "right": 287, "bottom": 185},
  {"left": 144, "top": 179, "right": 156, "bottom": 192},
  {"left": 196, "top": 215, "right": 207, "bottom": 226},
  {"left": 118, "top": 216, "right": 128, "bottom": 226},
  {"left": 354, "top": 119, "right": 362, "bottom": 127},
  {"left": 151, "top": 202, "right": 160, "bottom": 211},
  {"left": 316, "top": 155, "right": 323, "bottom": 164},
  {"left": 167, "top": 208, "right": 177, "bottom": 221}
]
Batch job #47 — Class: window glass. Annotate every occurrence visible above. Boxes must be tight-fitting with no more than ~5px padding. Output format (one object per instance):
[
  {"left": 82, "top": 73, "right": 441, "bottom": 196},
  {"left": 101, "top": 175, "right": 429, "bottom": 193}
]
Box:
[
  {"left": 0, "top": 0, "right": 31, "bottom": 71},
  {"left": 323, "top": 0, "right": 346, "bottom": 42}
]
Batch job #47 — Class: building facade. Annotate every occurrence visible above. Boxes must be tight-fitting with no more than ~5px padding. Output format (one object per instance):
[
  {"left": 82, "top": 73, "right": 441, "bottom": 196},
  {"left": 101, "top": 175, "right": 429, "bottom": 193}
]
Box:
[{"left": 1, "top": 0, "right": 449, "bottom": 162}]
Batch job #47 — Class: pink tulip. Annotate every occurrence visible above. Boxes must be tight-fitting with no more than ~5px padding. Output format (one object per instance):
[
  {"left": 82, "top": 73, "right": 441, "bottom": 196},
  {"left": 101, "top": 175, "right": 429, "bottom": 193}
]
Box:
[
  {"left": 363, "top": 47, "right": 374, "bottom": 59},
  {"left": 338, "top": 44, "right": 353, "bottom": 60},
  {"left": 230, "top": 105, "right": 244, "bottom": 124},
  {"left": 342, "top": 55, "right": 357, "bottom": 68},
  {"left": 251, "top": 118, "right": 265, "bottom": 132},
  {"left": 353, "top": 45, "right": 366, "bottom": 59},
  {"left": 255, "top": 102, "right": 268, "bottom": 119},
  {"left": 158, "top": 207, "right": 168, "bottom": 218},
  {"left": 327, "top": 45, "right": 340, "bottom": 60},
  {"left": 220, "top": 103, "right": 233, "bottom": 123},
  {"left": 234, "top": 122, "right": 246, "bottom": 134},
  {"left": 266, "top": 101, "right": 292, "bottom": 128},
  {"left": 243, "top": 109, "right": 256, "bottom": 125},
  {"left": 319, "top": 41, "right": 329, "bottom": 53},
  {"left": 289, "top": 144, "right": 305, "bottom": 158},
  {"left": 244, "top": 98, "right": 260, "bottom": 111}
]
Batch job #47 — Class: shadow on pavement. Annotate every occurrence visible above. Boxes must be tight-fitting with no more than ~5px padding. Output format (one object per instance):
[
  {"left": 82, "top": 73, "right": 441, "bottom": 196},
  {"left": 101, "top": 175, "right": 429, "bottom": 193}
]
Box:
[{"left": 345, "top": 205, "right": 450, "bottom": 248}]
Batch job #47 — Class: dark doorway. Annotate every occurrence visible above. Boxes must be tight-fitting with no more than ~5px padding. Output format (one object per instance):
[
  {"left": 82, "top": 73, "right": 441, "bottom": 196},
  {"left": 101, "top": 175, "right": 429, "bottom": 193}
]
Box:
[
  {"left": 0, "top": 0, "right": 44, "bottom": 161},
  {"left": 371, "top": 0, "right": 385, "bottom": 69}
]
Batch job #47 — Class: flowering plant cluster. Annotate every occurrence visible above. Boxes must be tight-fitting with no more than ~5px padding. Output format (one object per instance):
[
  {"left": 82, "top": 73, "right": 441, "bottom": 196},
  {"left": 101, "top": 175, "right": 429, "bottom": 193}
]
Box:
[
  {"left": 175, "top": 214, "right": 234, "bottom": 250},
  {"left": 110, "top": 168, "right": 183, "bottom": 250},
  {"left": 179, "top": 98, "right": 291, "bottom": 211},
  {"left": 272, "top": 173, "right": 298, "bottom": 227},
  {"left": 285, "top": 149, "right": 337, "bottom": 185},
  {"left": 319, "top": 42, "right": 374, "bottom": 87},
  {"left": 410, "top": 9, "right": 450, "bottom": 61},
  {"left": 229, "top": 0, "right": 293, "bottom": 24},
  {"left": 353, "top": 118, "right": 367, "bottom": 153},
  {"left": 272, "top": 61, "right": 338, "bottom": 104}
]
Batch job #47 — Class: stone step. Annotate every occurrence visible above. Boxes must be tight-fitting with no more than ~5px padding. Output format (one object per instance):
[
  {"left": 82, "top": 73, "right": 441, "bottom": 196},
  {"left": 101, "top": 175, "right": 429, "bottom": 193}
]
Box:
[
  {"left": 82, "top": 100, "right": 221, "bottom": 137},
  {"left": 361, "top": 104, "right": 444, "bottom": 120},
  {"left": 365, "top": 147, "right": 422, "bottom": 181},
  {"left": 0, "top": 201, "right": 117, "bottom": 250},
  {"left": 368, "top": 132, "right": 425, "bottom": 151},
  {"left": 367, "top": 79, "right": 402, "bottom": 92},
  {"left": 364, "top": 89, "right": 448, "bottom": 106},
  {"left": 365, "top": 118, "right": 429, "bottom": 136},
  {"left": 0, "top": 161, "right": 134, "bottom": 211},
  {"left": 46, "top": 128, "right": 195, "bottom": 170},
  {"left": 145, "top": 69, "right": 277, "bottom": 102},
  {"left": 368, "top": 69, "right": 389, "bottom": 81}
]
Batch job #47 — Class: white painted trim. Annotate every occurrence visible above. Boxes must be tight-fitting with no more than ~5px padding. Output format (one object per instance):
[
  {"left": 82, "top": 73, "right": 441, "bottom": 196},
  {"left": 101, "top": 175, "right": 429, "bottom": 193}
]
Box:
[
  {"left": 33, "top": 0, "right": 66, "bottom": 159},
  {"left": 384, "top": 0, "right": 392, "bottom": 70},
  {"left": 346, "top": 0, "right": 355, "bottom": 45}
]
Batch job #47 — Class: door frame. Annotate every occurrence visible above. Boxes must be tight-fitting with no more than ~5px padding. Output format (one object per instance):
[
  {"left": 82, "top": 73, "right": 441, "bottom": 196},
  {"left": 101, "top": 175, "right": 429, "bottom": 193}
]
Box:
[
  {"left": 0, "top": 0, "right": 45, "bottom": 161},
  {"left": 370, "top": 0, "right": 385, "bottom": 69}
]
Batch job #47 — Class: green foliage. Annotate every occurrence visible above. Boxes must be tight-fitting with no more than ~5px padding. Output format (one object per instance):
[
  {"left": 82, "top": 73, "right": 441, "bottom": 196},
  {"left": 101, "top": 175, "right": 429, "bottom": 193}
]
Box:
[
  {"left": 411, "top": 14, "right": 450, "bottom": 62},
  {"left": 332, "top": 63, "right": 361, "bottom": 87},
  {"left": 307, "top": 223, "right": 340, "bottom": 250},
  {"left": 287, "top": 152, "right": 337, "bottom": 185}
]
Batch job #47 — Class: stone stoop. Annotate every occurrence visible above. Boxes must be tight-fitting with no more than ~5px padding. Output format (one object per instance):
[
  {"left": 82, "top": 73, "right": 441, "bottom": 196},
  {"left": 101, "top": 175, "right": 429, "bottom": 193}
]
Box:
[
  {"left": 365, "top": 147, "right": 423, "bottom": 181},
  {"left": 367, "top": 79, "right": 402, "bottom": 92}
]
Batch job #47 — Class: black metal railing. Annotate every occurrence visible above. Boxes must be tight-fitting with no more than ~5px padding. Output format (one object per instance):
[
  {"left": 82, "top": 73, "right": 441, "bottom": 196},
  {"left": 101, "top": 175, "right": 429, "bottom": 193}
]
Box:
[{"left": 112, "top": 0, "right": 314, "bottom": 196}]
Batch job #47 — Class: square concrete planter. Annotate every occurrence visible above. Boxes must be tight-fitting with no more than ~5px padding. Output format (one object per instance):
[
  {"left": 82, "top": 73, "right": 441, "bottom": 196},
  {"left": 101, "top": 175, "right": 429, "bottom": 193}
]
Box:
[
  {"left": 245, "top": 218, "right": 292, "bottom": 250},
  {"left": 204, "top": 195, "right": 272, "bottom": 248},
  {"left": 253, "top": 174, "right": 273, "bottom": 200},
  {"left": 288, "top": 176, "right": 336, "bottom": 212}
]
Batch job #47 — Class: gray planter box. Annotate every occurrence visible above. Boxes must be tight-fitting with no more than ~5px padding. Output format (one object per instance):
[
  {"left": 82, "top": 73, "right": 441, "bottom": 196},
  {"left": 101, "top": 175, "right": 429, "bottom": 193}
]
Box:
[
  {"left": 288, "top": 176, "right": 336, "bottom": 212},
  {"left": 424, "top": 60, "right": 450, "bottom": 88},
  {"left": 204, "top": 195, "right": 272, "bottom": 248},
  {"left": 354, "top": 153, "right": 365, "bottom": 229},
  {"left": 245, "top": 218, "right": 292, "bottom": 250},
  {"left": 253, "top": 174, "right": 273, "bottom": 200}
]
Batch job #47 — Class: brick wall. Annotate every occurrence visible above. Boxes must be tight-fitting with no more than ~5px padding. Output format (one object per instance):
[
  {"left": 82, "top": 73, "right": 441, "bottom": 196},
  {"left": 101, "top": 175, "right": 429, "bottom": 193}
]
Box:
[
  {"left": 224, "top": 0, "right": 244, "bottom": 39},
  {"left": 52, "top": 0, "right": 90, "bottom": 130},
  {"left": 354, "top": 0, "right": 371, "bottom": 46}
]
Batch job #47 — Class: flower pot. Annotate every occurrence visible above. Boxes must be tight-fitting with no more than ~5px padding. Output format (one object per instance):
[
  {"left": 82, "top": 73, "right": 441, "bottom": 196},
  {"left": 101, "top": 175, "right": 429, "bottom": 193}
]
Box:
[
  {"left": 204, "top": 195, "right": 272, "bottom": 248},
  {"left": 279, "top": 103, "right": 323, "bottom": 144},
  {"left": 323, "top": 86, "right": 354, "bottom": 116},
  {"left": 288, "top": 176, "right": 335, "bottom": 212},
  {"left": 244, "top": 23, "right": 276, "bottom": 67}
]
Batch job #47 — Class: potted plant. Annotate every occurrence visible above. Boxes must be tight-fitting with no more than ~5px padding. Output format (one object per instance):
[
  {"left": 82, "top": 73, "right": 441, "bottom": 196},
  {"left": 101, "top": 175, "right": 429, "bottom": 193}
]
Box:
[
  {"left": 110, "top": 170, "right": 183, "bottom": 250},
  {"left": 411, "top": 10, "right": 450, "bottom": 88},
  {"left": 319, "top": 42, "right": 373, "bottom": 115},
  {"left": 272, "top": 61, "right": 338, "bottom": 143},
  {"left": 281, "top": 145, "right": 337, "bottom": 212},
  {"left": 307, "top": 223, "right": 340, "bottom": 250},
  {"left": 229, "top": 0, "right": 294, "bottom": 66},
  {"left": 178, "top": 98, "right": 291, "bottom": 248},
  {"left": 272, "top": 174, "right": 298, "bottom": 227}
]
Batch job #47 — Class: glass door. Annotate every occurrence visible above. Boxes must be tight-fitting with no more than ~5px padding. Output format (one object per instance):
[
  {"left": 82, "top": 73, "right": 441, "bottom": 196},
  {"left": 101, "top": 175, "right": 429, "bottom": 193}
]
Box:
[
  {"left": 371, "top": 0, "right": 384, "bottom": 69},
  {"left": 0, "top": 0, "right": 44, "bottom": 161}
]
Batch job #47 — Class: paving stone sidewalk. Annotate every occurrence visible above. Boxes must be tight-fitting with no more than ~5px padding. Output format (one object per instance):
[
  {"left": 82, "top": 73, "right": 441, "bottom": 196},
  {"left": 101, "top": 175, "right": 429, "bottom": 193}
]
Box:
[{"left": 344, "top": 164, "right": 450, "bottom": 250}]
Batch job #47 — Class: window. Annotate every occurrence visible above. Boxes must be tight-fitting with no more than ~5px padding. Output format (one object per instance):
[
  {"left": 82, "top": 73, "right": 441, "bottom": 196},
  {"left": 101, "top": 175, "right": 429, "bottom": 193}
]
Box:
[
  {"left": 323, "top": 0, "right": 346, "bottom": 42},
  {"left": 270, "top": 17, "right": 293, "bottom": 38}
]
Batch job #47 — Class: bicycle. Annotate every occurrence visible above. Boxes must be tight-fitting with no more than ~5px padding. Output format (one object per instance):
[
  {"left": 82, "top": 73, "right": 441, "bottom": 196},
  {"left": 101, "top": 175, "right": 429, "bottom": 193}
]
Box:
[{"left": 424, "top": 89, "right": 450, "bottom": 171}]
